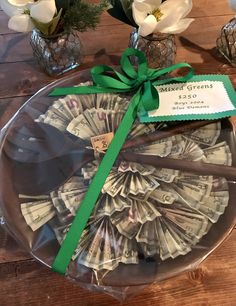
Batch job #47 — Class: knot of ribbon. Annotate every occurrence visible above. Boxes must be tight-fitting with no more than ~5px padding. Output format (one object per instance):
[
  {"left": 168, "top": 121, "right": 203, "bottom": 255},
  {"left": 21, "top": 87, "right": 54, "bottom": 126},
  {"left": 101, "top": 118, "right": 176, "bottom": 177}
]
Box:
[
  {"left": 51, "top": 48, "right": 194, "bottom": 113},
  {"left": 50, "top": 48, "right": 194, "bottom": 275}
]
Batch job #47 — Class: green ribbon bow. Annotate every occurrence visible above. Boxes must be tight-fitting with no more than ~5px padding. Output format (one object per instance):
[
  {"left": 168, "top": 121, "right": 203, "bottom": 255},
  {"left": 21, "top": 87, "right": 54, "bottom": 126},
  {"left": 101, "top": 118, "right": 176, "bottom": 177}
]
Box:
[{"left": 50, "top": 48, "right": 194, "bottom": 274}]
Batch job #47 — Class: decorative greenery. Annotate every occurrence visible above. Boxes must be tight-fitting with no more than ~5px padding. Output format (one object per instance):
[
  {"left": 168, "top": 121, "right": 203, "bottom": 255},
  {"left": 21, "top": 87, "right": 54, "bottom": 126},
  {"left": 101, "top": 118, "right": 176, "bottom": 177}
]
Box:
[{"left": 62, "top": 0, "right": 108, "bottom": 33}]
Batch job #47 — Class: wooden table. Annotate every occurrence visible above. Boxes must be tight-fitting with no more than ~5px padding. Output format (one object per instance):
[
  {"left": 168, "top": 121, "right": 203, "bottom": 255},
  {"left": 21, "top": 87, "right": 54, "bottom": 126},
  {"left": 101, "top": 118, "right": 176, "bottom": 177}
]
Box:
[{"left": 0, "top": 1, "right": 236, "bottom": 305}]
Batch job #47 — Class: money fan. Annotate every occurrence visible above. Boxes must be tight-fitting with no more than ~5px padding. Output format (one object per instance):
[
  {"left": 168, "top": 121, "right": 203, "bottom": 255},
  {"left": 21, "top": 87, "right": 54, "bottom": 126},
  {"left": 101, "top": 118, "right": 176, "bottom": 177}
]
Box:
[{"left": 0, "top": 71, "right": 235, "bottom": 296}]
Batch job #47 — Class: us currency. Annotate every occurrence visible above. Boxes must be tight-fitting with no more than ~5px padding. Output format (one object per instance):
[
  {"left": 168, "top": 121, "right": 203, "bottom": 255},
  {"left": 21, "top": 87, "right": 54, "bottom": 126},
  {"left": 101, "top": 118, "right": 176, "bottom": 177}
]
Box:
[
  {"left": 129, "top": 200, "right": 162, "bottom": 223},
  {"left": 50, "top": 191, "right": 69, "bottom": 215},
  {"left": 137, "top": 216, "right": 193, "bottom": 260},
  {"left": 60, "top": 189, "right": 87, "bottom": 215},
  {"left": 160, "top": 207, "right": 208, "bottom": 240},
  {"left": 95, "top": 92, "right": 129, "bottom": 111},
  {"left": 136, "top": 221, "right": 160, "bottom": 245},
  {"left": 152, "top": 168, "right": 180, "bottom": 183},
  {"left": 158, "top": 219, "right": 186, "bottom": 259},
  {"left": 183, "top": 122, "right": 221, "bottom": 146},
  {"left": 155, "top": 218, "right": 172, "bottom": 260},
  {"left": 74, "top": 217, "right": 139, "bottom": 271},
  {"left": 102, "top": 169, "right": 159, "bottom": 198},
  {"left": 118, "top": 161, "right": 155, "bottom": 176},
  {"left": 93, "top": 194, "right": 131, "bottom": 216},
  {"left": 66, "top": 108, "right": 127, "bottom": 139},
  {"left": 116, "top": 236, "right": 138, "bottom": 266},
  {"left": 176, "top": 139, "right": 204, "bottom": 161},
  {"left": 203, "top": 141, "right": 232, "bottom": 166},
  {"left": 149, "top": 188, "right": 177, "bottom": 204},
  {"left": 102, "top": 171, "right": 125, "bottom": 197},
  {"left": 53, "top": 98, "right": 75, "bottom": 121},
  {"left": 21, "top": 200, "right": 55, "bottom": 231},
  {"left": 172, "top": 176, "right": 213, "bottom": 208},
  {"left": 129, "top": 122, "right": 156, "bottom": 138},
  {"left": 111, "top": 209, "right": 141, "bottom": 239},
  {"left": 121, "top": 173, "right": 159, "bottom": 197},
  {"left": 67, "top": 114, "right": 96, "bottom": 139},
  {"left": 37, "top": 94, "right": 85, "bottom": 127},
  {"left": 133, "top": 137, "right": 173, "bottom": 157},
  {"left": 36, "top": 109, "right": 68, "bottom": 131},
  {"left": 161, "top": 219, "right": 191, "bottom": 256},
  {"left": 197, "top": 190, "right": 229, "bottom": 223}
]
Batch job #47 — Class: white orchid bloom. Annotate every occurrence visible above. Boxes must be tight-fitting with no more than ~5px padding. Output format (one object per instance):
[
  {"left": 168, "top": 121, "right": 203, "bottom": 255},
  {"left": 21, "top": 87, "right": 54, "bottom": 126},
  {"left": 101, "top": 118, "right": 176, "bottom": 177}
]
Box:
[
  {"left": 0, "top": 0, "right": 57, "bottom": 33},
  {"left": 229, "top": 0, "right": 236, "bottom": 12},
  {"left": 132, "top": 0, "right": 194, "bottom": 37}
]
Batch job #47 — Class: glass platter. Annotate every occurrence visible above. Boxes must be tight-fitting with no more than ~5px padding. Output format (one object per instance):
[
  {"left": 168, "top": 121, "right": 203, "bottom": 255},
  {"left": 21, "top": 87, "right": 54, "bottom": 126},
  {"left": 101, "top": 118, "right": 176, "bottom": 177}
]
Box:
[{"left": 0, "top": 70, "right": 235, "bottom": 289}]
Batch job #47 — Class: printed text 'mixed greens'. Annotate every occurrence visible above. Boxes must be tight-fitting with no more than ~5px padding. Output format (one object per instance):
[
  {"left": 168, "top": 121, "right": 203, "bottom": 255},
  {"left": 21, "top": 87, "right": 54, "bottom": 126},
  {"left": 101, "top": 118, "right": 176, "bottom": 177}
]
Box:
[{"left": 157, "top": 82, "right": 214, "bottom": 93}]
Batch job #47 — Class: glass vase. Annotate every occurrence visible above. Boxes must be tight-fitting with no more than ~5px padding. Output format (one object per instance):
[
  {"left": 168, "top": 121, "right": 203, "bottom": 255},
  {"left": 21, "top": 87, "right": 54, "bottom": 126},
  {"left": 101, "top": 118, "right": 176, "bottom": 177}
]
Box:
[
  {"left": 216, "top": 17, "right": 236, "bottom": 67},
  {"left": 30, "top": 29, "right": 84, "bottom": 76},
  {"left": 128, "top": 28, "right": 176, "bottom": 69}
]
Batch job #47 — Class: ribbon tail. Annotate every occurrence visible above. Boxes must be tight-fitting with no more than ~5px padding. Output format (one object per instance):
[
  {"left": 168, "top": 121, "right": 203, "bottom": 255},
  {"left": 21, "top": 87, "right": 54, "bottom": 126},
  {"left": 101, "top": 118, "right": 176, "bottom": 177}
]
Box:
[
  {"left": 141, "top": 81, "right": 159, "bottom": 112},
  {"left": 52, "top": 90, "right": 141, "bottom": 274},
  {"left": 49, "top": 86, "right": 127, "bottom": 96}
]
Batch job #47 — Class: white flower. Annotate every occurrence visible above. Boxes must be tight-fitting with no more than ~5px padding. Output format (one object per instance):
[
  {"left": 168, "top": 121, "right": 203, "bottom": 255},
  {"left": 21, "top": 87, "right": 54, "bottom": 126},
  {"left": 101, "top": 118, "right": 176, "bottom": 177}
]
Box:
[
  {"left": 229, "top": 0, "right": 236, "bottom": 12},
  {"left": 0, "top": 0, "right": 56, "bottom": 32},
  {"left": 0, "top": 0, "right": 28, "bottom": 17},
  {"left": 7, "top": 0, "right": 32, "bottom": 6},
  {"left": 132, "top": 0, "right": 194, "bottom": 37},
  {"left": 30, "top": 0, "right": 57, "bottom": 24},
  {"left": 8, "top": 13, "right": 34, "bottom": 32}
]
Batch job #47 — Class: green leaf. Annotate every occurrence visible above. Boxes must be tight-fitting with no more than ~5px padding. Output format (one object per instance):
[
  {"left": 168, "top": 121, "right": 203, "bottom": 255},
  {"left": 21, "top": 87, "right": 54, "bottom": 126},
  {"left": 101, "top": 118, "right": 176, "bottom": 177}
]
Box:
[
  {"left": 31, "top": 8, "right": 63, "bottom": 36},
  {"left": 120, "top": 0, "right": 136, "bottom": 25},
  {"left": 48, "top": 8, "right": 63, "bottom": 35},
  {"left": 107, "top": 0, "right": 135, "bottom": 26}
]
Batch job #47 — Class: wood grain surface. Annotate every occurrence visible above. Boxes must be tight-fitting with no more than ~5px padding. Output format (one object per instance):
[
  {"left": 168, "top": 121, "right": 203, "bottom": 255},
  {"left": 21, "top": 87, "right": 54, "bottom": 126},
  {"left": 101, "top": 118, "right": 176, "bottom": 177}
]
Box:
[{"left": 0, "top": 0, "right": 236, "bottom": 305}]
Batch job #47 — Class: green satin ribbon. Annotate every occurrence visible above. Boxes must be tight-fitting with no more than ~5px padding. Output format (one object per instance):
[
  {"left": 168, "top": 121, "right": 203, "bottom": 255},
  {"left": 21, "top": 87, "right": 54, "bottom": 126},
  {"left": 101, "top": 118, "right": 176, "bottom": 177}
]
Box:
[{"left": 50, "top": 48, "right": 194, "bottom": 274}]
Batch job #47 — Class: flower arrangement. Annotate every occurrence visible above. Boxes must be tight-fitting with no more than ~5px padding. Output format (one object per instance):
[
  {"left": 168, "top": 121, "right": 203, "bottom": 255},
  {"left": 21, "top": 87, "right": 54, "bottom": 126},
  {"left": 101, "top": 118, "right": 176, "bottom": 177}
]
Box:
[
  {"left": 108, "top": 0, "right": 194, "bottom": 37},
  {"left": 0, "top": 0, "right": 107, "bottom": 36}
]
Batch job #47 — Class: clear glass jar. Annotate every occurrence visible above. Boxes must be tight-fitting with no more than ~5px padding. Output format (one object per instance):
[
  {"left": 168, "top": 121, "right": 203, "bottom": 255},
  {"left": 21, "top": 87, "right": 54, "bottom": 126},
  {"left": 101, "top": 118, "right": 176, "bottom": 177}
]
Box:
[
  {"left": 30, "top": 29, "right": 84, "bottom": 76},
  {"left": 129, "top": 28, "right": 176, "bottom": 69}
]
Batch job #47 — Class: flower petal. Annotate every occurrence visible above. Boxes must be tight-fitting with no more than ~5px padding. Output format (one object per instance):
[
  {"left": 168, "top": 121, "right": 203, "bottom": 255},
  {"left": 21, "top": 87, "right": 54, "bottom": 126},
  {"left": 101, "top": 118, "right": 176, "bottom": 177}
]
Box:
[
  {"left": 30, "top": 0, "right": 56, "bottom": 23},
  {"left": 8, "top": 0, "right": 32, "bottom": 6},
  {"left": 154, "top": 10, "right": 181, "bottom": 32},
  {"left": 132, "top": 2, "right": 151, "bottom": 25},
  {"left": 139, "top": 14, "right": 157, "bottom": 37},
  {"left": 160, "top": 0, "right": 193, "bottom": 20},
  {"left": 0, "top": 0, "right": 23, "bottom": 17},
  {"left": 229, "top": 0, "right": 236, "bottom": 12},
  {"left": 159, "top": 18, "right": 194, "bottom": 34},
  {"left": 154, "top": 0, "right": 193, "bottom": 33},
  {"left": 8, "top": 14, "right": 34, "bottom": 32}
]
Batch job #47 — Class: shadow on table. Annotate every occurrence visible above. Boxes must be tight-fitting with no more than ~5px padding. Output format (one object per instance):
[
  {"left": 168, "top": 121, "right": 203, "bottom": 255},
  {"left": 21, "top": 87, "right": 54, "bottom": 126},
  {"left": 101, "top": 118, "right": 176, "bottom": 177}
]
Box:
[{"left": 179, "top": 36, "right": 235, "bottom": 75}]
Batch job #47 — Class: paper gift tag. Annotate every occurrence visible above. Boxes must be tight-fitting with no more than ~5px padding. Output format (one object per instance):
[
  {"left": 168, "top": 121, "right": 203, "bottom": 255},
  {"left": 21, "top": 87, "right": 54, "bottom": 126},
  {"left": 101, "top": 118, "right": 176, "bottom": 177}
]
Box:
[{"left": 140, "top": 75, "right": 236, "bottom": 122}]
